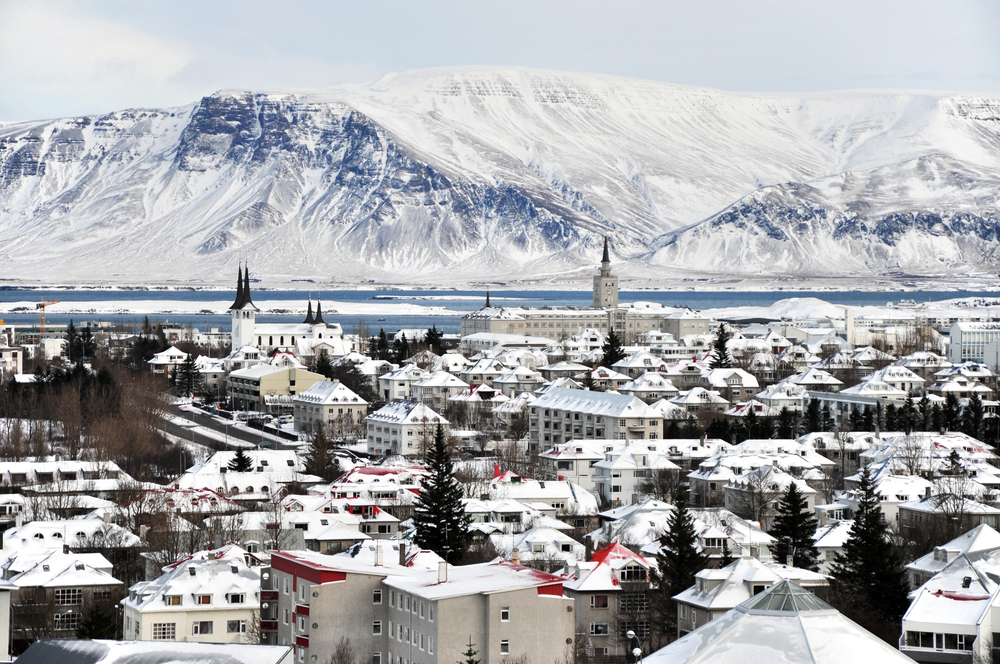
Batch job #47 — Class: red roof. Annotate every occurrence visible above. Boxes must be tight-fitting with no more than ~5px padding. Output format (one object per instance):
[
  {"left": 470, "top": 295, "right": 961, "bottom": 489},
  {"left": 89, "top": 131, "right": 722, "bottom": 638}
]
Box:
[{"left": 590, "top": 542, "right": 645, "bottom": 564}]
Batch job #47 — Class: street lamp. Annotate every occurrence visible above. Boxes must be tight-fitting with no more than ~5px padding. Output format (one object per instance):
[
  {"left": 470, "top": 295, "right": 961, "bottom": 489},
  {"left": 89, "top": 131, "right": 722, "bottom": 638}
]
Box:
[{"left": 626, "top": 629, "right": 642, "bottom": 664}]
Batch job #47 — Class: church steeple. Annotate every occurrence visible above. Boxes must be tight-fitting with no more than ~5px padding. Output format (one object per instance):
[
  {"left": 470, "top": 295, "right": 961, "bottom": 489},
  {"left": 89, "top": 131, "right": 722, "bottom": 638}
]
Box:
[
  {"left": 599, "top": 236, "right": 612, "bottom": 276},
  {"left": 486, "top": 291, "right": 491, "bottom": 308},
  {"left": 228, "top": 264, "right": 245, "bottom": 310},
  {"left": 242, "top": 265, "right": 254, "bottom": 307},
  {"left": 314, "top": 297, "right": 325, "bottom": 325},
  {"left": 303, "top": 296, "right": 315, "bottom": 325}
]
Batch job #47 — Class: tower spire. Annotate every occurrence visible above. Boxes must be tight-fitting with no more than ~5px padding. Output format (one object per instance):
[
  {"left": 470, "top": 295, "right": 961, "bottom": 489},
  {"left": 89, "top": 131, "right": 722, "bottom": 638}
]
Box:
[
  {"left": 229, "top": 263, "right": 245, "bottom": 310},
  {"left": 303, "top": 295, "right": 314, "bottom": 325},
  {"left": 602, "top": 236, "right": 610, "bottom": 264},
  {"left": 486, "top": 290, "right": 491, "bottom": 308},
  {"left": 314, "top": 296, "right": 325, "bottom": 325},
  {"left": 243, "top": 265, "right": 254, "bottom": 307}
]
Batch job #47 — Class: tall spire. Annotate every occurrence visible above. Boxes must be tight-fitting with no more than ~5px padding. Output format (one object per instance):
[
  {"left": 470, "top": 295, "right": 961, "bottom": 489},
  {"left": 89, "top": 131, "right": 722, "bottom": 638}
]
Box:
[
  {"left": 602, "top": 236, "right": 610, "bottom": 264},
  {"left": 486, "top": 290, "right": 491, "bottom": 308},
  {"left": 242, "top": 265, "right": 254, "bottom": 308},
  {"left": 314, "top": 296, "right": 325, "bottom": 325},
  {"left": 229, "top": 263, "right": 245, "bottom": 310},
  {"left": 303, "top": 296, "right": 314, "bottom": 325}
]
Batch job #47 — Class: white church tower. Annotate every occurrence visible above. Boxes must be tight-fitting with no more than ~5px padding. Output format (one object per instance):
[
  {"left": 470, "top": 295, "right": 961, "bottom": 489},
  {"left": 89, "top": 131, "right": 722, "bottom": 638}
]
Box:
[
  {"left": 229, "top": 264, "right": 259, "bottom": 351},
  {"left": 592, "top": 237, "right": 619, "bottom": 309}
]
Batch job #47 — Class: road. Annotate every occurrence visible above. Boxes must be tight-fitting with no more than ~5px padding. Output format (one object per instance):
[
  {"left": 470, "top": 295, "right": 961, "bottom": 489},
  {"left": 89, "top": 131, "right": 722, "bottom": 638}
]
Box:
[{"left": 164, "top": 404, "right": 296, "bottom": 451}]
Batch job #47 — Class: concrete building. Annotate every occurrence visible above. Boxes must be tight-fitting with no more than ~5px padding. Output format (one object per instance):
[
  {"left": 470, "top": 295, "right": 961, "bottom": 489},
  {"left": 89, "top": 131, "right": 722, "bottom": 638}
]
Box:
[
  {"left": 292, "top": 380, "right": 368, "bottom": 438},
  {"left": 0, "top": 345, "right": 22, "bottom": 378},
  {"left": 527, "top": 388, "right": 662, "bottom": 452},
  {"left": 227, "top": 365, "right": 326, "bottom": 413},
  {"left": 592, "top": 442, "right": 682, "bottom": 507},
  {"left": 366, "top": 401, "right": 449, "bottom": 456},
  {"left": 949, "top": 322, "right": 1000, "bottom": 364}
]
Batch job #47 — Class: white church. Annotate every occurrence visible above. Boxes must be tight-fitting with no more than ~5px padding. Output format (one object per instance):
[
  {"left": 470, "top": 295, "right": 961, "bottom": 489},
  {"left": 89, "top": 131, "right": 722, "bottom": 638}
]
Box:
[{"left": 228, "top": 265, "right": 351, "bottom": 359}]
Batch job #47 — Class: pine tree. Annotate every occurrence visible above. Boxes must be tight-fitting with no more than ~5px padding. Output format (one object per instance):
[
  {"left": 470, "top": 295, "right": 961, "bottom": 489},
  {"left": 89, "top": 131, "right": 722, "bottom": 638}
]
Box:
[
  {"left": 65, "top": 320, "right": 80, "bottom": 363},
  {"left": 601, "top": 327, "right": 627, "bottom": 367},
  {"left": 829, "top": 466, "right": 910, "bottom": 624},
  {"left": 963, "top": 393, "right": 984, "bottom": 440},
  {"left": 393, "top": 333, "right": 411, "bottom": 363},
  {"left": 303, "top": 424, "right": 342, "bottom": 482},
  {"left": 581, "top": 370, "right": 600, "bottom": 392},
  {"left": 413, "top": 424, "right": 469, "bottom": 563},
  {"left": 862, "top": 405, "right": 875, "bottom": 431},
  {"left": 460, "top": 637, "right": 481, "bottom": 664},
  {"left": 848, "top": 406, "right": 863, "bottom": 432},
  {"left": 819, "top": 403, "right": 833, "bottom": 432},
  {"left": 174, "top": 354, "right": 202, "bottom": 397},
  {"left": 720, "top": 540, "right": 735, "bottom": 567},
  {"left": 918, "top": 395, "right": 933, "bottom": 431},
  {"left": 804, "top": 399, "right": 821, "bottom": 433},
  {"left": 375, "top": 329, "right": 390, "bottom": 361},
  {"left": 75, "top": 601, "right": 118, "bottom": 639},
  {"left": 651, "top": 486, "right": 708, "bottom": 645},
  {"left": 708, "top": 324, "right": 732, "bottom": 369},
  {"left": 425, "top": 325, "right": 443, "bottom": 355},
  {"left": 228, "top": 447, "right": 253, "bottom": 473},
  {"left": 885, "top": 403, "right": 898, "bottom": 431},
  {"left": 900, "top": 394, "right": 917, "bottom": 434},
  {"left": 314, "top": 351, "right": 335, "bottom": 379},
  {"left": 944, "top": 393, "right": 961, "bottom": 431},
  {"left": 776, "top": 406, "right": 797, "bottom": 439},
  {"left": 768, "top": 483, "right": 820, "bottom": 571}
]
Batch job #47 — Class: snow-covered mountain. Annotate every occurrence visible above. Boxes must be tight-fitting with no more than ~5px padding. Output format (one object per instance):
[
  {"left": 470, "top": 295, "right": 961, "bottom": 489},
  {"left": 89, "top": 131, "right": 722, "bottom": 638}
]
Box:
[{"left": 1, "top": 67, "right": 999, "bottom": 285}]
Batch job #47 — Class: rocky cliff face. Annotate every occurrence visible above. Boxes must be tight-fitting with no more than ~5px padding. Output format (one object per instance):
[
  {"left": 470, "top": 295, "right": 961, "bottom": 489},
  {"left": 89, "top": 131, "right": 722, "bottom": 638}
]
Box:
[{"left": 1, "top": 68, "right": 999, "bottom": 284}]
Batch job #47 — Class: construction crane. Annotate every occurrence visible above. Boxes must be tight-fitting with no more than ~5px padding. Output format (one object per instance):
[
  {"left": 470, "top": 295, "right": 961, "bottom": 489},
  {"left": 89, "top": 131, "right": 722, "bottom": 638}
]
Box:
[{"left": 36, "top": 297, "right": 60, "bottom": 334}]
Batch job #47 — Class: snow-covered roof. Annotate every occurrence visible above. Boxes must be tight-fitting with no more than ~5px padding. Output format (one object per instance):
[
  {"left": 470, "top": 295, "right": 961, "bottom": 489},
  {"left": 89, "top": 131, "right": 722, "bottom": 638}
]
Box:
[
  {"left": 9, "top": 550, "right": 122, "bottom": 589},
  {"left": 367, "top": 400, "right": 449, "bottom": 426},
  {"left": 529, "top": 387, "right": 651, "bottom": 418},
  {"left": 382, "top": 558, "right": 565, "bottom": 600},
  {"left": 293, "top": 379, "right": 368, "bottom": 406},
  {"left": 15, "top": 640, "right": 293, "bottom": 664}
]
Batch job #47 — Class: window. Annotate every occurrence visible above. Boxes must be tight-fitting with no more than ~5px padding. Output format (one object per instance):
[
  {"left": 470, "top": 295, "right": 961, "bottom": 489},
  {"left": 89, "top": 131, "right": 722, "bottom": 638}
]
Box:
[
  {"left": 193, "top": 621, "right": 213, "bottom": 635},
  {"left": 373, "top": 621, "right": 383, "bottom": 635},
  {"left": 374, "top": 589, "right": 383, "bottom": 604},
  {"left": 500, "top": 640, "right": 510, "bottom": 654},
  {"left": 284, "top": 609, "right": 290, "bottom": 625},
  {"left": 429, "top": 605, "right": 434, "bottom": 622},
  {"left": 619, "top": 593, "right": 648, "bottom": 612},
  {"left": 591, "top": 595, "right": 609, "bottom": 609},
  {"left": 284, "top": 579, "right": 290, "bottom": 594},
  {"left": 501, "top": 607, "right": 510, "bottom": 621},
  {"left": 390, "top": 590, "right": 395, "bottom": 607},
  {"left": 228, "top": 620, "right": 247, "bottom": 634},
  {"left": 428, "top": 638, "right": 434, "bottom": 655},
  {"left": 373, "top": 655, "right": 382, "bottom": 664},
  {"left": 620, "top": 565, "right": 647, "bottom": 582},
  {"left": 196, "top": 594, "right": 211, "bottom": 605},
  {"left": 228, "top": 593, "right": 245, "bottom": 604},
  {"left": 54, "top": 612, "right": 80, "bottom": 631},
  {"left": 153, "top": 623, "right": 176, "bottom": 640},
  {"left": 419, "top": 601, "right": 424, "bottom": 618},
  {"left": 590, "top": 622, "right": 610, "bottom": 635},
  {"left": 561, "top": 543, "right": 572, "bottom": 552},
  {"left": 54, "top": 588, "right": 83, "bottom": 605}
]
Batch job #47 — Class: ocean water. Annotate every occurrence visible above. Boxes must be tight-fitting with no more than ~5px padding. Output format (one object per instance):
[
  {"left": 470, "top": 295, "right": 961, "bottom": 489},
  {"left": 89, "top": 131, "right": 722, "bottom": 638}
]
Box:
[{"left": 1, "top": 289, "right": 997, "bottom": 335}]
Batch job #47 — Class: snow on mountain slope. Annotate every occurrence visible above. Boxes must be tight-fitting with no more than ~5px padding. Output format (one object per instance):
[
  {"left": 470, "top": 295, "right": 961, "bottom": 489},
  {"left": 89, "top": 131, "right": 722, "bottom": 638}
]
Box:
[{"left": 1, "top": 67, "right": 998, "bottom": 285}]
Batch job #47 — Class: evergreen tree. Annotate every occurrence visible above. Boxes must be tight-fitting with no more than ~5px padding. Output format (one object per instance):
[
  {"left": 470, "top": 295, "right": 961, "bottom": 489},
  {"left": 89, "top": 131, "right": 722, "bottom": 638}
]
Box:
[
  {"left": 374, "top": 329, "right": 390, "bottom": 361},
  {"left": 459, "top": 637, "right": 481, "bottom": 664},
  {"left": 768, "top": 483, "right": 820, "bottom": 571},
  {"left": 862, "top": 405, "right": 874, "bottom": 431},
  {"left": 708, "top": 324, "right": 733, "bottom": 369},
  {"left": 931, "top": 403, "right": 944, "bottom": 432},
  {"left": 314, "top": 351, "right": 335, "bottom": 379},
  {"left": 741, "top": 407, "right": 759, "bottom": 441},
  {"left": 75, "top": 601, "right": 118, "bottom": 639},
  {"left": 885, "top": 403, "right": 898, "bottom": 431},
  {"left": 303, "top": 424, "right": 342, "bottom": 482},
  {"left": 776, "top": 406, "right": 797, "bottom": 439},
  {"left": 79, "top": 324, "right": 96, "bottom": 359},
  {"left": 65, "top": 320, "right": 80, "bottom": 363},
  {"left": 963, "top": 393, "right": 985, "bottom": 440},
  {"left": 919, "top": 395, "right": 933, "bottom": 431},
  {"left": 876, "top": 401, "right": 885, "bottom": 431},
  {"left": 804, "top": 399, "right": 821, "bottom": 433},
  {"left": 393, "top": 333, "right": 411, "bottom": 363},
  {"left": 944, "top": 393, "right": 961, "bottom": 431},
  {"left": 581, "top": 370, "right": 600, "bottom": 392},
  {"left": 651, "top": 486, "right": 708, "bottom": 645},
  {"left": 425, "top": 325, "right": 444, "bottom": 355},
  {"left": 829, "top": 466, "right": 910, "bottom": 625},
  {"left": 174, "top": 354, "right": 202, "bottom": 397},
  {"left": 601, "top": 327, "right": 627, "bottom": 367},
  {"left": 228, "top": 447, "right": 253, "bottom": 473},
  {"left": 900, "top": 393, "right": 917, "bottom": 434},
  {"left": 819, "top": 403, "right": 833, "bottom": 432},
  {"left": 848, "top": 406, "right": 862, "bottom": 432},
  {"left": 720, "top": 540, "right": 735, "bottom": 568},
  {"left": 412, "top": 424, "right": 469, "bottom": 563}
]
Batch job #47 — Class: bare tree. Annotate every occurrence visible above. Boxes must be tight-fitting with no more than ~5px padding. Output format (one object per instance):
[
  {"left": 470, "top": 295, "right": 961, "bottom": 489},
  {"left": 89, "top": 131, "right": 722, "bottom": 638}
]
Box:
[
  {"left": 328, "top": 636, "right": 357, "bottom": 664},
  {"left": 243, "top": 608, "right": 262, "bottom": 645},
  {"left": 726, "top": 468, "right": 783, "bottom": 527},
  {"left": 897, "top": 435, "right": 926, "bottom": 477},
  {"left": 638, "top": 468, "right": 683, "bottom": 503}
]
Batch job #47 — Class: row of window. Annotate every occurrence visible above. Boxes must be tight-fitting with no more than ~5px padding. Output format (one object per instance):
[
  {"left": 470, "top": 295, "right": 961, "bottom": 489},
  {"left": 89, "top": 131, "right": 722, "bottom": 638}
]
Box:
[
  {"left": 164, "top": 592, "right": 245, "bottom": 606},
  {"left": 388, "top": 590, "right": 434, "bottom": 621}
]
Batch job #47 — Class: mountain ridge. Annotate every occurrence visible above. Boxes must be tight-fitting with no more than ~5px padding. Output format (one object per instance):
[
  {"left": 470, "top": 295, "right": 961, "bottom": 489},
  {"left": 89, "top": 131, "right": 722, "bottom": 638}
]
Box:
[{"left": 1, "top": 67, "right": 999, "bottom": 285}]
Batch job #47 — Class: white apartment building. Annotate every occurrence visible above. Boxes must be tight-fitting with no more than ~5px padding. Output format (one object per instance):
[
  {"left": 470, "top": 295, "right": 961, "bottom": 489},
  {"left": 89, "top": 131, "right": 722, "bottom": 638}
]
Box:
[
  {"left": 527, "top": 388, "right": 662, "bottom": 452},
  {"left": 593, "top": 442, "right": 682, "bottom": 507},
  {"left": 292, "top": 380, "right": 368, "bottom": 437},
  {"left": 379, "top": 365, "right": 427, "bottom": 402},
  {"left": 366, "top": 401, "right": 449, "bottom": 456},
  {"left": 122, "top": 544, "right": 264, "bottom": 644}
]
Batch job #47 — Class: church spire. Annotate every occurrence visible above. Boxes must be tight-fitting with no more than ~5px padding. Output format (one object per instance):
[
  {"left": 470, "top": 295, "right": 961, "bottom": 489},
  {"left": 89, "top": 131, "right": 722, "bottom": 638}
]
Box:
[
  {"left": 486, "top": 290, "right": 491, "bottom": 308},
  {"left": 242, "top": 265, "right": 254, "bottom": 307},
  {"left": 303, "top": 296, "right": 315, "bottom": 325},
  {"left": 314, "top": 296, "right": 325, "bottom": 325},
  {"left": 602, "top": 236, "right": 610, "bottom": 264},
  {"left": 229, "top": 263, "right": 245, "bottom": 310}
]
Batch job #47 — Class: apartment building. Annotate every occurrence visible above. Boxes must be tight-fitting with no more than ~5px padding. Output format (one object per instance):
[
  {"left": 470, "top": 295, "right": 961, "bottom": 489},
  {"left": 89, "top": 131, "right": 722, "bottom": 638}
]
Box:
[
  {"left": 366, "top": 401, "right": 449, "bottom": 456},
  {"left": 292, "top": 380, "right": 368, "bottom": 438},
  {"left": 227, "top": 365, "right": 326, "bottom": 413},
  {"left": 527, "top": 388, "right": 662, "bottom": 452}
]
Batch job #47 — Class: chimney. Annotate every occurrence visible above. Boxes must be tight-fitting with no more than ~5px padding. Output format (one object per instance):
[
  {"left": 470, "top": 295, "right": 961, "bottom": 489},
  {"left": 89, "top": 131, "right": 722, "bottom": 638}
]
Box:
[
  {"left": 375, "top": 545, "right": 384, "bottom": 567},
  {"left": 820, "top": 511, "right": 827, "bottom": 527},
  {"left": 399, "top": 543, "right": 407, "bottom": 567},
  {"left": 585, "top": 537, "right": 594, "bottom": 562},
  {"left": 494, "top": 464, "right": 501, "bottom": 479},
  {"left": 532, "top": 516, "right": 541, "bottom": 529},
  {"left": 700, "top": 433, "right": 707, "bottom": 448},
  {"left": 214, "top": 534, "right": 223, "bottom": 550},
  {"left": 786, "top": 554, "right": 794, "bottom": 568},
  {"left": 437, "top": 561, "right": 447, "bottom": 584},
  {"left": 925, "top": 486, "right": 932, "bottom": 500},
  {"left": 512, "top": 547, "right": 521, "bottom": 565}
]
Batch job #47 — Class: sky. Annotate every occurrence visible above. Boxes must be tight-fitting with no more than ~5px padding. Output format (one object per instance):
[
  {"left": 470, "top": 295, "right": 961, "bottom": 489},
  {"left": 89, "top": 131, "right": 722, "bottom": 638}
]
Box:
[{"left": 1, "top": 0, "right": 999, "bottom": 122}]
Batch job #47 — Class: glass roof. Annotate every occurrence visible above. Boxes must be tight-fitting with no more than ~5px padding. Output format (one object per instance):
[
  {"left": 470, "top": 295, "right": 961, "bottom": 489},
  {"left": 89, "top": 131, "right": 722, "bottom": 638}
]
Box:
[{"left": 741, "top": 580, "right": 835, "bottom": 613}]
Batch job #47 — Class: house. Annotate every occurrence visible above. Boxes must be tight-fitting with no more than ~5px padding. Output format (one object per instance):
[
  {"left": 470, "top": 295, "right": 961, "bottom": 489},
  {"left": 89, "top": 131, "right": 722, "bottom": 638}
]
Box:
[
  {"left": 366, "top": 400, "right": 449, "bottom": 457},
  {"left": 7, "top": 550, "right": 124, "bottom": 653},
  {"left": 539, "top": 439, "right": 615, "bottom": 491},
  {"left": 292, "top": 380, "right": 368, "bottom": 438},
  {"left": 812, "top": 519, "right": 854, "bottom": 573},
  {"left": 619, "top": 372, "right": 680, "bottom": 403},
  {"left": 0, "top": 345, "right": 22, "bottom": 377},
  {"left": 122, "top": 544, "right": 264, "bottom": 644},
  {"left": 574, "top": 366, "right": 632, "bottom": 391},
  {"left": 898, "top": 494, "right": 1000, "bottom": 538},
  {"left": 488, "top": 473, "right": 600, "bottom": 520},
  {"left": 492, "top": 366, "right": 545, "bottom": 397},
  {"left": 700, "top": 368, "right": 760, "bottom": 404},
  {"left": 411, "top": 371, "right": 470, "bottom": 411},
  {"left": 490, "top": 524, "right": 586, "bottom": 571},
  {"left": 458, "top": 358, "right": 507, "bottom": 387},
  {"left": 668, "top": 387, "right": 730, "bottom": 416},
  {"left": 378, "top": 364, "right": 427, "bottom": 402},
  {"left": 868, "top": 365, "right": 926, "bottom": 395},
  {"left": 592, "top": 442, "right": 682, "bottom": 507},
  {"left": 905, "top": 523, "right": 1000, "bottom": 590},
  {"left": 561, "top": 543, "right": 655, "bottom": 659},
  {"left": 673, "top": 557, "right": 829, "bottom": 636},
  {"left": 147, "top": 346, "right": 187, "bottom": 377},
  {"left": 611, "top": 351, "right": 669, "bottom": 378},
  {"left": 646, "top": 580, "right": 915, "bottom": 664},
  {"left": 723, "top": 465, "right": 818, "bottom": 530}
]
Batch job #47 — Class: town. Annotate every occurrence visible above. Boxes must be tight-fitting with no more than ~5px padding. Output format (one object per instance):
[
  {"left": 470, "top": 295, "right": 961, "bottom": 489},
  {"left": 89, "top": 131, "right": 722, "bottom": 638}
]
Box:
[{"left": 0, "top": 242, "right": 997, "bottom": 663}]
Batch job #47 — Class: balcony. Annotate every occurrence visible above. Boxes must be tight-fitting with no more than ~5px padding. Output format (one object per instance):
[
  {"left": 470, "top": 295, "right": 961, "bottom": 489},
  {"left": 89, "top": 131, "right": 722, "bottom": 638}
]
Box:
[
  {"left": 261, "top": 620, "right": 278, "bottom": 632},
  {"left": 261, "top": 590, "right": 279, "bottom": 601}
]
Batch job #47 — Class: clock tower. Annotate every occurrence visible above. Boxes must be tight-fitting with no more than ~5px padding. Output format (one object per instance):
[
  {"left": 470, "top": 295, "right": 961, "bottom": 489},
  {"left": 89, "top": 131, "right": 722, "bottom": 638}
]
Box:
[{"left": 592, "top": 237, "right": 618, "bottom": 309}]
